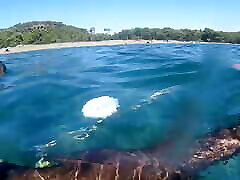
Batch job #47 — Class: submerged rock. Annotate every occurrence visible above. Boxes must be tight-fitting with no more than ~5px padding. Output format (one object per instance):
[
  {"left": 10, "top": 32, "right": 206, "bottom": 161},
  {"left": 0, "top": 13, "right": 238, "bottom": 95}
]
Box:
[
  {"left": 0, "top": 61, "right": 6, "bottom": 75},
  {"left": 1, "top": 124, "right": 240, "bottom": 179}
]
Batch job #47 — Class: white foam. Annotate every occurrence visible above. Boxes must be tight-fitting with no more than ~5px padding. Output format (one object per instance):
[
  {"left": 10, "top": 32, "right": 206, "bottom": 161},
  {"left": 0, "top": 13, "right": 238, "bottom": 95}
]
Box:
[
  {"left": 150, "top": 89, "right": 170, "bottom": 99},
  {"left": 131, "top": 86, "right": 179, "bottom": 110},
  {"left": 82, "top": 96, "right": 120, "bottom": 119}
]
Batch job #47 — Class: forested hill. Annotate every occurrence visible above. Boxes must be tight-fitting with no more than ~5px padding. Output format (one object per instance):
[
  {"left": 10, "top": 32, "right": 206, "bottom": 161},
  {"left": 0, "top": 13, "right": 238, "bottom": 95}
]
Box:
[
  {"left": 1, "top": 21, "right": 240, "bottom": 48},
  {"left": 0, "top": 21, "right": 111, "bottom": 48}
]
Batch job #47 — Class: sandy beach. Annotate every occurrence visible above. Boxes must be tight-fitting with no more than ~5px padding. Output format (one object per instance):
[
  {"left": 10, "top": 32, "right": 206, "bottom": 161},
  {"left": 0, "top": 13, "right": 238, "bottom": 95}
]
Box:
[{"left": 0, "top": 40, "right": 230, "bottom": 55}]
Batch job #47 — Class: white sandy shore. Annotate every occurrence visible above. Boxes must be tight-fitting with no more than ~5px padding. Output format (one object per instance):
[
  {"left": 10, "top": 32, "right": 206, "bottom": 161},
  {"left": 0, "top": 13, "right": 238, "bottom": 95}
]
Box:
[{"left": 0, "top": 40, "right": 230, "bottom": 55}]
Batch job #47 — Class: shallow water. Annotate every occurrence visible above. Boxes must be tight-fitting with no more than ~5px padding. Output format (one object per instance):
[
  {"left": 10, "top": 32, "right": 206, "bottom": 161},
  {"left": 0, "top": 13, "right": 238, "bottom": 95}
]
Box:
[{"left": 1, "top": 44, "right": 240, "bottom": 178}]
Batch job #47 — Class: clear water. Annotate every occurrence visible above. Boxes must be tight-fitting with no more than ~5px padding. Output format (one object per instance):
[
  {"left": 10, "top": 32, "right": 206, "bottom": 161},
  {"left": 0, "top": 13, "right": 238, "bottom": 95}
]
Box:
[{"left": 1, "top": 44, "right": 240, "bottom": 179}]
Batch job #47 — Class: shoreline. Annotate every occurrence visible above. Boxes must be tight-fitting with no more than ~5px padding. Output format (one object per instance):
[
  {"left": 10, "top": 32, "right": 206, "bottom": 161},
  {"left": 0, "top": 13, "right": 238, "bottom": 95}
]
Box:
[{"left": 0, "top": 40, "right": 232, "bottom": 55}]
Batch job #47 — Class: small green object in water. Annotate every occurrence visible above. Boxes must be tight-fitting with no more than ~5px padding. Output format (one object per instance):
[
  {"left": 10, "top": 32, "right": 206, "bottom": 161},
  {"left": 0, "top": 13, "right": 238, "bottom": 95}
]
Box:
[{"left": 35, "top": 157, "right": 54, "bottom": 168}]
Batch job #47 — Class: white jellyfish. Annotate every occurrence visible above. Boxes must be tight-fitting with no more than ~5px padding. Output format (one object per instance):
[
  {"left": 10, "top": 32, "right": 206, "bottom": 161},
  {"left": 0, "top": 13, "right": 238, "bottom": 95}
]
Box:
[{"left": 82, "top": 96, "right": 120, "bottom": 119}]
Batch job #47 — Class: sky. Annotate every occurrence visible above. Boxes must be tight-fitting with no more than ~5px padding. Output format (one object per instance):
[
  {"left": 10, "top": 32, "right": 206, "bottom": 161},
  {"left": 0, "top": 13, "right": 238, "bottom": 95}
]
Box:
[{"left": 0, "top": 0, "right": 239, "bottom": 33}]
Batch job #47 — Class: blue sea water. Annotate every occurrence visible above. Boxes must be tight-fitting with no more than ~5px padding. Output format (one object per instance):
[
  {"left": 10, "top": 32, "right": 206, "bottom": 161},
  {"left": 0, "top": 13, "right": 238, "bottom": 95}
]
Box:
[{"left": 1, "top": 44, "right": 240, "bottom": 179}]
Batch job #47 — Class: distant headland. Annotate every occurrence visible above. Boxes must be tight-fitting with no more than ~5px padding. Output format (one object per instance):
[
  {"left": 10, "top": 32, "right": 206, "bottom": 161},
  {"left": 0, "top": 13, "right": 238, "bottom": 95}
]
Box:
[{"left": 0, "top": 21, "right": 238, "bottom": 54}]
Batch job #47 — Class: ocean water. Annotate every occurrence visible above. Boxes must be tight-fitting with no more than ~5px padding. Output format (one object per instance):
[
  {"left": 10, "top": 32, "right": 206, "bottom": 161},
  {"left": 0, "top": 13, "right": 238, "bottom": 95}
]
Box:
[{"left": 1, "top": 44, "right": 240, "bottom": 179}]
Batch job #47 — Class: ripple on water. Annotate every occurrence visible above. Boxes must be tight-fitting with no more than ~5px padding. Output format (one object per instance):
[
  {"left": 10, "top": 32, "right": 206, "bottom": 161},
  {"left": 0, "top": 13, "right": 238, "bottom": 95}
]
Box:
[{"left": 0, "top": 44, "right": 240, "bottom": 178}]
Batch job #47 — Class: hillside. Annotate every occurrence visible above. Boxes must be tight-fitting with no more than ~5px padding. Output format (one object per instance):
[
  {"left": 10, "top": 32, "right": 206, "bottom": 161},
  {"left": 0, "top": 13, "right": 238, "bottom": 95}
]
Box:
[{"left": 0, "top": 21, "right": 111, "bottom": 48}]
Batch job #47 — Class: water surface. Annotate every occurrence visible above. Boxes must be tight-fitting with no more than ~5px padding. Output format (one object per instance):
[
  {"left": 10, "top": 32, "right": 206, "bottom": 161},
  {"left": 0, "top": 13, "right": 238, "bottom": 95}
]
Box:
[{"left": 1, "top": 44, "right": 240, "bottom": 179}]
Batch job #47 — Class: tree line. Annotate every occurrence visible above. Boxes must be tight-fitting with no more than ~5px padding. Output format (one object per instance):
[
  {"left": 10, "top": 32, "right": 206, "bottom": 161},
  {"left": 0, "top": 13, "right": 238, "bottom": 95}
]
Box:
[
  {"left": 1, "top": 22, "right": 240, "bottom": 48},
  {"left": 113, "top": 28, "right": 240, "bottom": 44}
]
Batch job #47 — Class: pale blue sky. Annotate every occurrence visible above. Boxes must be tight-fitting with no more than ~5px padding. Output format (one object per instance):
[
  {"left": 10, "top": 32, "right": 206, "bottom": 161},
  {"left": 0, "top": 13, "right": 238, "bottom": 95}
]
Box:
[{"left": 0, "top": 0, "right": 239, "bottom": 33}]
